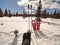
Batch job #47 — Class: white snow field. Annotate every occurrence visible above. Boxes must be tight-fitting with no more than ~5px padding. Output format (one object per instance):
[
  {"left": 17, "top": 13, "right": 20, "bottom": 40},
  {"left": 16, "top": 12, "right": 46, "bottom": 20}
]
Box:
[{"left": 0, "top": 17, "right": 60, "bottom": 45}]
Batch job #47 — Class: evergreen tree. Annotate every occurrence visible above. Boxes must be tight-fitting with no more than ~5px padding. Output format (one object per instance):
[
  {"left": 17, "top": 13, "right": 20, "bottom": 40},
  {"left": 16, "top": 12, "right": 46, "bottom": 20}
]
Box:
[
  {"left": 57, "top": 10, "right": 59, "bottom": 16},
  {"left": 16, "top": 11, "right": 19, "bottom": 16},
  {"left": 42, "top": 10, "right": 47, "bottom": 18},
  {"left": 12, "top": 13, "right": 15, "bottom": 16},
  {"left": 8, "top": 10, "right": 12, "bottom": 17},
  {"left": 23, "top": 9, "right": 25, "bottom": 14},
  {"left": 4, "top": 9, "right": 8, "bottom": 16},
  {"left": 0, "top": 8, "right": 3, "bottom": 17},
  {"left": 52, "top": 11, "right": 54, "bottom": 18},
  {"left": 56, "top": 10, "right": 60, "bottom": 18},
  {"left": 46, "top": 12, "right": 49, "bottom": 17},
  {"left": 54, "top": 10, "right": 56, "bottom": 15},
  {"left": 50, "top": 12, "right": 53, "bottom": 18},
  {"left": 59, "top": 10, "right": 60, "bottom": 15},
  {"left": 35, "top": 0, "right": 42, "bottom": 17},
  {"left": 53, "top": 10, "right": 57, "bottom": 18},
  {"left": 57, "top": 10, "right": 60, "bottom": 18},
  {"left": 59, "top": 11, "right": 60, "bottom": 18}
]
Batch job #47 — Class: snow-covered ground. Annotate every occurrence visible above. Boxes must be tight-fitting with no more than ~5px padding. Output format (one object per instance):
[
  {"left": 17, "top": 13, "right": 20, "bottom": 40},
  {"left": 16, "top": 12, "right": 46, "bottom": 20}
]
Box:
[{"left": 0, "top": 17, "right": 60, "bottom": 45}]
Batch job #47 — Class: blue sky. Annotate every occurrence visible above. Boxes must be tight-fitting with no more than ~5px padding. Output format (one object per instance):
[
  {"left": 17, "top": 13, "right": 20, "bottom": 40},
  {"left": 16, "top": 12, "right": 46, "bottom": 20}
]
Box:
[
  {"left": 0, "top": 0, "right": 24, "bottom": 14},
  {"left": 0, "top": 0, "right": 60, "bottom": 14}
]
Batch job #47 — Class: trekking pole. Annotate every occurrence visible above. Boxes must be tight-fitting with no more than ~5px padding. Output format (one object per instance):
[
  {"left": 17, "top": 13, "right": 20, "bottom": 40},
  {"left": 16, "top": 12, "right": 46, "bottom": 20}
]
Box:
[
  {"left": 31, "top": 5, "right": 32, "bottom": 31},
  {"left": 31, "top": 17, "right": 32, "bottom": 30},
  {"left": 28, "top": 4, "right": 30, "bottom": 30},
  {"left": 28, "top": 11, "right": 30, "bottom": 30}
]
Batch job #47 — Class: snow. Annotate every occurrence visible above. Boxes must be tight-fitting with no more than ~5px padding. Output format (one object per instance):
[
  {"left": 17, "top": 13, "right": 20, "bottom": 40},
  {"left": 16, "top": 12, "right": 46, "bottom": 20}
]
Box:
[{"left": 0, "top": 17, "right": 60, "bottom": 45}]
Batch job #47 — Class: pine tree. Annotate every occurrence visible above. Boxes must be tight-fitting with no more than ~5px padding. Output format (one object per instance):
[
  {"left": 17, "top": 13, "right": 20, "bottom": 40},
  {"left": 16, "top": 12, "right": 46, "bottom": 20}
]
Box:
[
  {"left": 59, "top": 10, "right": 60, "bottom": 17},
  {"left": 54, "top": 10, "right": 56, "bottom": 15},
  {"left": 50, "top": 12, "right": 53, "bottom": 18},
  {"left": 8, "top": 10, "right": 11, "bottom": 17},
  {"left": 53, "top": 10, "right": 60, "bottom": 18},
  {"left": 46, "top": 12, "right": 49, "bottom": 17},
  {"left": 42, "top": 10, "right": 47, "bottom": 18},
  {"left": 35, "top": 0, "right": 42, "bottom": 17},
  {"left": 4, "top": 9, "right": 8, "bottom": 16},
  {"left": 23, "top": 9, "right": 25, "bottom": 14},
  {"left": 57, "top": 10, "right": 60, "bottom": 18},
  {"left": 0, "top": 8, "right": 3, "bottom": 17},
  {"left": 16, "top": 11, "right": 19, "bottom": 16},
  {"left": 53, "top": 10, "right": 57, "bottom": 18}
]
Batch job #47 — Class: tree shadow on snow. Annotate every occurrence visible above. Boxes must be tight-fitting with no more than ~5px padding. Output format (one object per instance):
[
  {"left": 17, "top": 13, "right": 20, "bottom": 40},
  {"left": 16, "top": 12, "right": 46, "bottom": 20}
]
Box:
[
  {"left": 0, "top": 32, "right": 11, "bottom": 36},
  {"left": 12, "top": 37, "right": 17, "bottom": 45},
  {"left": 39, "top": 31, "right": 48, "bottom": 38},
  {"left": 34, "top": 30, "right": 48, "bottom": 39},
  {"left": 54, "top": 35, "right": 60, "bottom": 38},
  {"left": 41, "top": 20, "right": 60, "bottom": 26}
]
